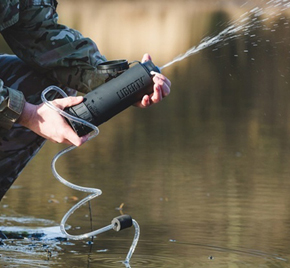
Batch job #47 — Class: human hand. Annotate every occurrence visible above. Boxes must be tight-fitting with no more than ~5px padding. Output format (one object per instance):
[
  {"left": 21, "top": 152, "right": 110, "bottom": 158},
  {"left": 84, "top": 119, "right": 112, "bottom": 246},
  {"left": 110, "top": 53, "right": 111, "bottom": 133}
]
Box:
[
  {"left": 134, "top": 53, "right": 171, "bottom": 108},
  {"left": 18, "top": 96, "right": 89, "bottom": 146}
]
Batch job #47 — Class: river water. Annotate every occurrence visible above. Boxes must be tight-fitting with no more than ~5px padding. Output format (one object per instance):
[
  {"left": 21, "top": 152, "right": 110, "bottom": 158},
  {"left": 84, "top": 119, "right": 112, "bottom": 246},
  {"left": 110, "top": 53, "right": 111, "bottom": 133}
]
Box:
[{"left": 1, "top": 0, "right": 290, "bottom": 267}]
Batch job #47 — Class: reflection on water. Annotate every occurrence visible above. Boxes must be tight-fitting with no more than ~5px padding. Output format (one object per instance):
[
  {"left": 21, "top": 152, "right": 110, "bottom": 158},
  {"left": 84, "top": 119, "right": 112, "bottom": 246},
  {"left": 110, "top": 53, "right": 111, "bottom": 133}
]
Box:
[{"left": 2, "top": 0, "right": 290, "bottom": 267}]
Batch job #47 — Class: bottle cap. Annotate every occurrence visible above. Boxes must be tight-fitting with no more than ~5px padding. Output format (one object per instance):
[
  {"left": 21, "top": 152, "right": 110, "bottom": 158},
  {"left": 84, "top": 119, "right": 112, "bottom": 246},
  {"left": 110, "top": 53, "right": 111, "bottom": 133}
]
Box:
[{"left": 97, "top": 60, "right": 129, "bottom": 75}]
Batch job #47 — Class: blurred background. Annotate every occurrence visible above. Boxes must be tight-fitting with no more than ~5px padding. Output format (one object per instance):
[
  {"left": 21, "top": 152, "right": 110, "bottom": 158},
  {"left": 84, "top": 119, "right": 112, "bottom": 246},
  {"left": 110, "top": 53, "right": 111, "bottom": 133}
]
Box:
[{"left": 1, "top": 0, "right": 290, "bottom": 267}]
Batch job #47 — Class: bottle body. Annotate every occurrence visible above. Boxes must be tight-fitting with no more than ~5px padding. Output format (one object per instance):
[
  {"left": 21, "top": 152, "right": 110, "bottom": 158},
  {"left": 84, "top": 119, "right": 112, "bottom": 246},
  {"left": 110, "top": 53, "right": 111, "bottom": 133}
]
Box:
[{"left": 65, "top": 60, "right": 160, "bottom": 136}]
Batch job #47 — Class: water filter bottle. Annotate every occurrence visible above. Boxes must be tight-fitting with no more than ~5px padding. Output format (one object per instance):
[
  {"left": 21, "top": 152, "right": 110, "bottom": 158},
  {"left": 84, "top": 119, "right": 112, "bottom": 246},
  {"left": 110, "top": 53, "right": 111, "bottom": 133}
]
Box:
[{"left": 65, "top": 60, "right": 160, "bottom": 136}]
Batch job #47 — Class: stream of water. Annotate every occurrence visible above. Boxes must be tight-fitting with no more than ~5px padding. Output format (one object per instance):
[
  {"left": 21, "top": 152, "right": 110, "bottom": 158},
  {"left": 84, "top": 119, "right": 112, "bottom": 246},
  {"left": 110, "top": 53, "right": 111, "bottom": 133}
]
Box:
[{"left": 160, "top": 0, "right": 290, "bottom": 70}]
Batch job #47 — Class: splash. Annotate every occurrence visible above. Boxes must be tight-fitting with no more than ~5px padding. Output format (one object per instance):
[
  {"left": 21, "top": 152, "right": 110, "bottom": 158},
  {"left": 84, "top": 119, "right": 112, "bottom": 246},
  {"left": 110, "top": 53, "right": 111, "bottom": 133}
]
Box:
[{"left": 160, "top": 0, "right": 290, "bottom": 70}]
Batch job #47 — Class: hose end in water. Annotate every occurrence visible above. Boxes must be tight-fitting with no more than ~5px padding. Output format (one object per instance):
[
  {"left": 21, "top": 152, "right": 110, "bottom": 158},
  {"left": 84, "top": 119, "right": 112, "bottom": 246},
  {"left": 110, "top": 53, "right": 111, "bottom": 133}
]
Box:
[{"left": 112, "top": 215, "right": 133, "bottom": 232}]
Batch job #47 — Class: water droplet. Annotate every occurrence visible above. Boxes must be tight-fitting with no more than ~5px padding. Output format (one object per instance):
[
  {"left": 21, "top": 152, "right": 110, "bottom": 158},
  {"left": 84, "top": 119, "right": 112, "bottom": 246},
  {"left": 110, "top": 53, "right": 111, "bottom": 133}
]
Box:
[
  {"left": 96, "top": 249, "right": 108, "bottom": 253},
  {"left": 236, "top": 152, "right": 242, "bottom": 157}
]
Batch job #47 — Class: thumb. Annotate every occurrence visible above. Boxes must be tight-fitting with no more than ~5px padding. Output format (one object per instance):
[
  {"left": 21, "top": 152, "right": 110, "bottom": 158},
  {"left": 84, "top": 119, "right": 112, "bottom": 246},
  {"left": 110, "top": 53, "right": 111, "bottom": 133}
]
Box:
[{"left": 52, "top": 96, "right": 84, "bottom": 110}]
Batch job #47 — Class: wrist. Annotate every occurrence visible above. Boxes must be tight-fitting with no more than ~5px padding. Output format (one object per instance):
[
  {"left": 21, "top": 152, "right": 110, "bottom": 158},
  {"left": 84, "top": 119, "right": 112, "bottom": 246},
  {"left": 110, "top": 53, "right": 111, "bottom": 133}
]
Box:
[{"left": 17, "top": 102, "right": 36, "bottom": 128}]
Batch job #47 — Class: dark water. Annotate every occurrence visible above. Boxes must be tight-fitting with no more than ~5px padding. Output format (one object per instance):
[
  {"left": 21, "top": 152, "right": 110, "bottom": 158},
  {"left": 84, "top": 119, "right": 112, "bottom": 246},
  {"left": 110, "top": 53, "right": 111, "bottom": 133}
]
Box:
[{"left": 1, "top": 1, "right": 290, "bottom": 267}]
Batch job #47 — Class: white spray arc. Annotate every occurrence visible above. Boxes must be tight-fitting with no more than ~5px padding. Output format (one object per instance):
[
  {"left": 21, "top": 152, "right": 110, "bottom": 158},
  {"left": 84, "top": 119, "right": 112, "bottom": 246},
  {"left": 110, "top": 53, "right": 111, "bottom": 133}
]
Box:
[{"left": 160, "top": 0, "right": 290, "bottom": 71}]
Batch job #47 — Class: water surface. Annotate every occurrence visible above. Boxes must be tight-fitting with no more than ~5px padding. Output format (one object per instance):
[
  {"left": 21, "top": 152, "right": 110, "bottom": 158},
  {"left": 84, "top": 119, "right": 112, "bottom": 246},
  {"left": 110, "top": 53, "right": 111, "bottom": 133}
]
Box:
[{"left": 1, "top": 0, "right": 290, "bottom": 267}]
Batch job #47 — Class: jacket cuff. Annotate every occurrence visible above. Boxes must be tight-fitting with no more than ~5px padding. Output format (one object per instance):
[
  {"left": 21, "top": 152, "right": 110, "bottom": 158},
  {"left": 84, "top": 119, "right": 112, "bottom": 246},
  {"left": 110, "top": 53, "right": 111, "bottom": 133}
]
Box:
[{"left": 0, "top": 88, "right": 25, "bottom": 130}]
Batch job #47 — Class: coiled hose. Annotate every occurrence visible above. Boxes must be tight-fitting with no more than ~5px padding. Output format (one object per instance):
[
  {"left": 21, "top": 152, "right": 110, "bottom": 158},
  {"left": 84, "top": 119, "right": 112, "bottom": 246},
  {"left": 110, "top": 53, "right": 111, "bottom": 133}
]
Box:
[{"left": 41, "top": 85, "right": 139, "bottom": 264}]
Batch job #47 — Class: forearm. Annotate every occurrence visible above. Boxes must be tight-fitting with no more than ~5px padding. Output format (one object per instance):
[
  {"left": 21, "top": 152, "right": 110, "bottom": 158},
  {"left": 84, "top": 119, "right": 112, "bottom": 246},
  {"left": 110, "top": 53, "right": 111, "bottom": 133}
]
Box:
[{"left": 1, "top": 1, "right": 108, "bottom": 93}]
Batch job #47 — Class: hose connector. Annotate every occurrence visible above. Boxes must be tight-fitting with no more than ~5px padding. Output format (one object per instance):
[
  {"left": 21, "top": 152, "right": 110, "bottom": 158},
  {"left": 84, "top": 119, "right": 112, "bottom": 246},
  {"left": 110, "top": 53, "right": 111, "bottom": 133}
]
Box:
[{"left": 112, "top": 215, "right": 133, "bottom": 232}]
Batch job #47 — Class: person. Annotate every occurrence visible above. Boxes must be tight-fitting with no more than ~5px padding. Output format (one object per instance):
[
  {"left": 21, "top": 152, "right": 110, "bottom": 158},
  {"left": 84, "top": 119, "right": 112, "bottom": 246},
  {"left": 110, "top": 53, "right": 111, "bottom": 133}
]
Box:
[{"left": 0, "top": 0, "right": 171, "bottom": 200}]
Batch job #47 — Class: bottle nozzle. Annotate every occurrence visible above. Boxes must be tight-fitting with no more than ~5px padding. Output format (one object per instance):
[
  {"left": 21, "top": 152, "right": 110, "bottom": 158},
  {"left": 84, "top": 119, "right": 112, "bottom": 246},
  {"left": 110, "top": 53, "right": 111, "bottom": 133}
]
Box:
[{"left": 142, "top": 60, "right": 161, "bottom": 74}]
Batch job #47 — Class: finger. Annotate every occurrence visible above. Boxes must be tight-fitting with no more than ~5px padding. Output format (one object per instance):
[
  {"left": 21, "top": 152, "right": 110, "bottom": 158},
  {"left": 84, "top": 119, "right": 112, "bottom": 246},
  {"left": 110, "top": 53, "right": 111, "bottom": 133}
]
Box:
[
  {"left": 141, "top": 53, "right": 151, "bottom": 63},
  {"left": 152, "top": 76, "right": 171, "bottom": 98},
  {"left": 80, "top": 134, "right": 90, "bottom": 143},
  {"left": 62, "top": 130, "right": 84, "bottom": 147},
  {"left": 160, "top": 81, "right": 171, "bottom": 97},
  {"left": 134, "top": 95, "right": 151, "bottom": 108},
  {"left": 52, "top": 120, "right": 87, "bottom": 146},
  {"left": 48, "top": 137, "right": 73, "bottom": 145},
  {"left": 151, "top": 84, "right": 163, "bottom": 104},
  {"left": 152, "top": 72, "right": 172, "bottom": 88},
  {"left": 141, "top": 95, "right": 151, "bottom": 107},
  {"left": 53, "top": 135, "right": 85, "bottom": 146}
]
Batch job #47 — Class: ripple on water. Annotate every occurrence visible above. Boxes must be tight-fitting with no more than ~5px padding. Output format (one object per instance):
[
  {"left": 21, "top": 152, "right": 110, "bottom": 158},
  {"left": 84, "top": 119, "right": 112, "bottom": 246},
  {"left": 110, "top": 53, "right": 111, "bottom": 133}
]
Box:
[
  {"left": 83, "top": 255, "right": 196, "bottom": 268},
  {"left": 0, "top": 237, "right": 289, "bottom": 268},
  {"left": 59, "top": 238, "right": 289, "bottom": 268},
  {"left": 82, "top": 253, "right": 289, "bottom": 268}
]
